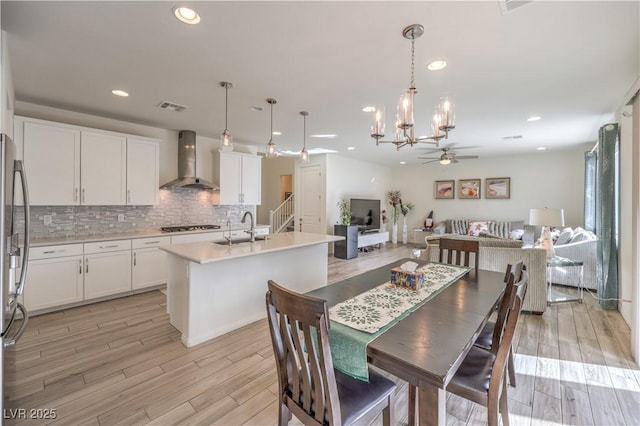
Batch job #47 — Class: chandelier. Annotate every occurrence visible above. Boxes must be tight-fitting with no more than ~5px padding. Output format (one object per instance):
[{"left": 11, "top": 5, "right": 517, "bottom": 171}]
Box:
[
  {"left": 265, "top": 98, "right": 278, "bottom": 158},
  {"left": 370, "top": 24, "right": 456, "bottom": 150}
]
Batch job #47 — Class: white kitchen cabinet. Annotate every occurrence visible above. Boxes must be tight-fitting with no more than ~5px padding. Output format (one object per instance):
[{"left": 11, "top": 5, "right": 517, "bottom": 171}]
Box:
[
  {"left": 81, "top": 131, "right": 127, "bottom": 205},
  {"left": 21, "top": 120, "right": 81, "bottom": 205},
  {"left": 214, "top": 151, "right": 262, "bottom": 205},
  {"left": 132, "top": 236, "right": 170, "bottom": 289},
  {"left": 83, "top": 240, "right": 132, "bottom": 299},
  {"left": 24, "top": 244, "right": 84, "bottom": 311},
  {"left": 127, "top": 137, "right": 159, "bottom": 205},
  {"left": 170, "top": 231, "right": 224, "bottom": 244}
]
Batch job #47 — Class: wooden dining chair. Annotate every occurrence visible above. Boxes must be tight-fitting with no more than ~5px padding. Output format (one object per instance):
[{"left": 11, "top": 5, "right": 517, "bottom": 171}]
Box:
[
  {"left": 265, "top": 280, "right": 396, "bottom": 426},
  {"left": 473, "top": 262, "right": 524, "bottom": 387},
  {"left": 438, "top": 237, "right": 480, "bottom": 276},
  {"left": 446, "top": 269, "right": 528, "bottom": 426}
]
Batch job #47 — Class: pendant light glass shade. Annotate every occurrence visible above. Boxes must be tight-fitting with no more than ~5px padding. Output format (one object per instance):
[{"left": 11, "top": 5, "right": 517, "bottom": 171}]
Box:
[
  {"left": 300, "top": 111, "right": 310, "bottom": 164},
  {"left": 438, "top": 96, "right": 456, "bottom": 132},
  {"left": 265, "top": 98, "right": 278, "bottom": 158},
  {"left": 370, "top": 105, "right": 385, "bottom": 145},
  {"left": 219, "top": 81, "right": 234, "bottom": 151}
]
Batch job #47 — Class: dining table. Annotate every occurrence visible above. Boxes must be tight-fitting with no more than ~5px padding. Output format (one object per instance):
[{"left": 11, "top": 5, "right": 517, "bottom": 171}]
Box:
[{"left": 306, "top": 258, "right": 505, "bottom": 426}]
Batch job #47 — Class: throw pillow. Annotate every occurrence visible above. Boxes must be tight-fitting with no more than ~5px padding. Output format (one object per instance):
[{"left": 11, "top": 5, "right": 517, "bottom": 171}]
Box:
[
  {"left": 569, "top": 228, "right": 597, "bottom": 243},
  {"left": 450, "top": 219, "right": 468, "bottom": 235},
  {"left": 509, "top": 228, "right": 525, "bottom": 240},
  {"left": 468, "top": 221, "right": 490, "bottom": 236},
  {"left": 490, "top": 221, "right": 511, "bottom": 239},
  {"left": 555, "top": 227, "right": 574, "bottom": 245}
]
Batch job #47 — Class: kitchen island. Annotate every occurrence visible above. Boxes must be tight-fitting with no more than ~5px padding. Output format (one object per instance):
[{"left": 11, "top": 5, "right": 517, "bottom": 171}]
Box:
[{"left": 160, "top": 232, "right": 343, "bottom": 347}]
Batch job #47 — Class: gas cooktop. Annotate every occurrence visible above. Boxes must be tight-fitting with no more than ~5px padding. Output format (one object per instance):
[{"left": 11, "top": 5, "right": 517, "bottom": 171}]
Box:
[{"left": 161, "top": 224, "right": 221, "bottom": 233}]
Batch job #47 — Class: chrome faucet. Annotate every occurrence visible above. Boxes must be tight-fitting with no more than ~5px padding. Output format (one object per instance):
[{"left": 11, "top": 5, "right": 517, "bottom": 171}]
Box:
[
  {"left": 225, "top": 220, "right": 232, "bottom": 246},
  {"left": 241, "top": 211, "right": 255, "bottom": 242}
]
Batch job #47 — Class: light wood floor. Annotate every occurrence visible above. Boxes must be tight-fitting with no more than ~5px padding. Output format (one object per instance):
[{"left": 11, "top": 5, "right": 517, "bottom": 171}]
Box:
[{"left": 8, "top": 244, "right": 639, "bottom": 425}]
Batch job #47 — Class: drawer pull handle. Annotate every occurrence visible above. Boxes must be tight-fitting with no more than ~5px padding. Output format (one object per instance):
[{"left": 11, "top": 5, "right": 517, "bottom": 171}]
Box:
[
  {"left": 144, "top": 241, "right": 160, "bottom": 245},
  {"left": 82, "top": 188, "right": 85, "bottom": 203},
  {"left": 99, "top": 245, "right": 119, "bottom": 249},
  {"left": 86, "top": 259, "right": 89, "bottom": 274},
  {"left": 79, "top": 259, "right": 82, "bottom": 274},
  {"left": 133, "top": 253, "right": 137, "bottom": 266},
  {"left": 43, "top": 250, "right": 56, "bottom": 254}
]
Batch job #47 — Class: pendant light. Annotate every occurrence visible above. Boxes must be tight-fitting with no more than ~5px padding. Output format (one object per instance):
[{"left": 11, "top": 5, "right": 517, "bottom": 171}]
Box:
[
  {"left": 219, "top": 81, "right": 233, "bottom": 151},
  {"left": 299, "top": 111, "right": 310, "bottom": 164},
  {"left": 265, "top": 98, "right": 277, "bottom": 158}
]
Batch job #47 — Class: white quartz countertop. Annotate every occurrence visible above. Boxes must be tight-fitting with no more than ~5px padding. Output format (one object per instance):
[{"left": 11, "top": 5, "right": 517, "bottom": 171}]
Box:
[
  {"left": 159, "top": 232, "right": 343, "bottom": 264},
  {"left": 29, "top": 225, "right": 271, "bottom": 247}
]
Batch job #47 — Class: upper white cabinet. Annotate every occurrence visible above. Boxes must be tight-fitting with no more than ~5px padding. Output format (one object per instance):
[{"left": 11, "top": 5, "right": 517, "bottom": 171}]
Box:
[
  {"left": 81, "top": 131, "right": 127, "bottom": 205},
  {"left": 22, "top": 120, "right": 81, "bottom": 205},
  {"left": 16, "top": 116, "right": 159, "bottom": 206},
  {"left": 127, "top": 137, "right": 159, "bottom": 205},
  {"left": 214, "top": 151, "right": 262, "bottom": 205}
]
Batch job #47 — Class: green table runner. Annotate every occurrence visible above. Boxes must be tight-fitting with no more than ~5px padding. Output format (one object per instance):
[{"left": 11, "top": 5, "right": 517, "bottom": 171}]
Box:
[{"left": 328, "top": 263, "right": 471, "bottom": 381}]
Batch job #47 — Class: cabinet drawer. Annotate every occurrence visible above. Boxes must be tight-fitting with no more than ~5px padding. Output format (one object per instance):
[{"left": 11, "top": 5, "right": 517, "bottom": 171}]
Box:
[
  {"left": 132, "top": 236, "right": 171, "bottom": 249},
  {"left": 30, "top": 244, "right": 84, "bottom": 260},
  {"left": 171, "top": 232, "right": 223, "bottom": 244},
  {"left": 84, "top": 239, "right": 131, "bottom": 254}
]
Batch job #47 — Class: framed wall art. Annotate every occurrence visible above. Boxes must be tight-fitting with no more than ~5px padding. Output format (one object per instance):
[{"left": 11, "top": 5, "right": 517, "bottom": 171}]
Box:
[
  {"left": 485, "top": 177, "right": 510, "bottom": 199},
  {"left": 458, "top": 179, "right": 481, "bottom": 199},
  {"left": 435, "top": 180, "right": 454, "bottom": 199}
]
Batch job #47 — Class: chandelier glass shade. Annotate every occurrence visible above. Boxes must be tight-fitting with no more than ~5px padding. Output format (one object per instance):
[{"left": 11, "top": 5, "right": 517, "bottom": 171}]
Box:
[
  {"left": 265, "top": 98, "right": 277, "bottom": 158},
  {"left": 219, "top": 81, "right": 234, "bottom": 151},
  {"left": 371, "top": 24, "right": 456, "bottom": 150},
  {"left": 300, "top": 111, "right": 310, "bottom": 164}
]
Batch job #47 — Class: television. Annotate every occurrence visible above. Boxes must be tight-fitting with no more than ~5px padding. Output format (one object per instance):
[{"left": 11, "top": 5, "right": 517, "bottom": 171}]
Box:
[{"left": 350, "top": 198, "right": 381, "bottom": 233}]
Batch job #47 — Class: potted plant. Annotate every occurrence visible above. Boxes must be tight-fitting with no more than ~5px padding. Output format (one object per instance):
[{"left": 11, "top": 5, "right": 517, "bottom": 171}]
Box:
[
  {"left": 400, "top": 201, "right": 415, "bottom": 244},
  {"left": 387, "top": 190, "right": 402, "bottom": 243},
  {"left": 334, "top": 200, "right": 357, "bottom": 259},
  {"left": 337, "top": 199, "right": 351, "bottom": 225}
]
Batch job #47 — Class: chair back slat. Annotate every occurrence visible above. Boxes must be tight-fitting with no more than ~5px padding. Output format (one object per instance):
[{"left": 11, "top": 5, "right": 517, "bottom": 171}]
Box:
[
  {"left": 489, "top": 270, "right": 528, "bottom": 394},
  {"left": 490, "top": 262, "right": 524, "bottom": 353},
  {"left": 438, "top": 237, "right": 480, "bottom": 276},
  {"left": 266, "top": 280, "right": 340, "bottom": 425}
]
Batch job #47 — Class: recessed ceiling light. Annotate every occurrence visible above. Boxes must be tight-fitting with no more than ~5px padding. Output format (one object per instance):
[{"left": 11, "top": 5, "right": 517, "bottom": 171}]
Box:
[
  {"left": 111, "top": 89, "right": 129, "bottom": 97},
  {"left": 427, "top": 60, "right": 447, "bottom": 71},
  {"left": 249, "top": 106, "right": 263, "bottom": 112},
  {"left": 400, "top": 161, "right": 407, "bottom": 165},
  {"left": 362, "top": 106, "right": 376, "bottom": 113},
  {"left": 272, "top": 131, "right": 282, "bottom": 136},
  {"left": 527, "top": 116, "right": 541, "bottom": 122},
  {"left": 347, "top": 146, "right": 355, "bottom": 150},
  {"left": 537, "top": 147, "right": 547, "bottom": 150},
  {"left": 173, "top": 6, "right": 201, "bottom": 24},
  {"left": 310, "top": 134, "right": 337, "bottom": 139}
]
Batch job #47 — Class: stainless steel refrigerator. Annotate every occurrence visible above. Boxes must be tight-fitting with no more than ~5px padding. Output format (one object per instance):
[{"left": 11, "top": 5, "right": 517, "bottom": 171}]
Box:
[{"left": 0, "top": 133, "right": 30, "bottom": 420}]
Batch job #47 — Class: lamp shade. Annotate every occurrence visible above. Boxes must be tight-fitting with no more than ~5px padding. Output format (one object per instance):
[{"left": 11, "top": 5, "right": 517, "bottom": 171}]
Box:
[{"left": 529, "top": 208, "right": 565, "bottom": 227}]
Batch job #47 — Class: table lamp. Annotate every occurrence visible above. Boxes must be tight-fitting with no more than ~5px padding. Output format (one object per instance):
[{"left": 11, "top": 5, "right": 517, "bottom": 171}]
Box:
[{"left": 529, "top": 208, "right": 565, "bottom": 258}]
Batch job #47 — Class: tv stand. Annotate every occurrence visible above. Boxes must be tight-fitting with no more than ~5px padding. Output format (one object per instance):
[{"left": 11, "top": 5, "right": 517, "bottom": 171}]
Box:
[{"left": 357, "top": 231, "right": 389, "bottom": 249}]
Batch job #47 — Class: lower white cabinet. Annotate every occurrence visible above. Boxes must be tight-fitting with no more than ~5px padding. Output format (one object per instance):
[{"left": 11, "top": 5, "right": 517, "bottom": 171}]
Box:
[
  {"left": 24, "top": 244, "right": 84, "bottom": 311},
  {"left": 83, "top": 240, "right": 132, "bottom": 299},
  {"left": 132, "top": 236, "right": 170, "bottom": 290}
]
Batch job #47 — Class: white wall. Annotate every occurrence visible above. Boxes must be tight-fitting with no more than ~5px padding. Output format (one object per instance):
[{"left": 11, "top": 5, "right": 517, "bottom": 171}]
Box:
[
  {"left": 387, "top": 146, "right": 589, "bottom": 232},
  {"left": 324, "top": 154, "right": 392, "bottom": 234}
]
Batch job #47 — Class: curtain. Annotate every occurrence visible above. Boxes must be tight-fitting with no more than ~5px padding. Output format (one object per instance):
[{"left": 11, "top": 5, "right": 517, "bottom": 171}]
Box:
[{"left": 595, "top": 123, "right": 619, "bottom": 309}]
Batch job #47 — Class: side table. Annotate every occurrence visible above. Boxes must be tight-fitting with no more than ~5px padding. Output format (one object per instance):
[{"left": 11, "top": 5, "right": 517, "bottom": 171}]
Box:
[{"left": 546, "top": 256, "right": 584, "bottom": 305}]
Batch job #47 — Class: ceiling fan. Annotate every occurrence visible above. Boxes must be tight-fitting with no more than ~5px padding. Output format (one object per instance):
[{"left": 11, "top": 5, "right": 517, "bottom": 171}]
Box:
[{"left": 417, "top": 146, "right": 479, "bottom": 165}]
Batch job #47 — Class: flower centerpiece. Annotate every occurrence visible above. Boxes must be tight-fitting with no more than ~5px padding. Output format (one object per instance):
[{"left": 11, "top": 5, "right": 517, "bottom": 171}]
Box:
[
  {"left": 387, "top": 190, "right": 402, "bottom": 243},
  {"left": 336, "top": 199, "right": 351, "bottom": 225},
  {"left": 400, "top": 201, "right": 415, "bottom": 244}
]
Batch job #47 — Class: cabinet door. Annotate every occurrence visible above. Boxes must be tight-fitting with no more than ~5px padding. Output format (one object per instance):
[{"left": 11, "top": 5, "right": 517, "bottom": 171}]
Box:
[
  {"left": 132, "top": 248, "right": 167, "bottom": 289},
  {"left": 81, "top": 131, "right": 127, "bottom": 205},
  {"left": 84, "top": 251, "right": 132, "bottom": 299},
  {"left": 240, "top": 155, "right": 262, "bottom": 205},
  {"left": 23, "top": 121, "right": 80, "bottom": 205},
  {"left": 127, "top": 138, "right": 159, "bottom": 205},
  {"left": 218, "top": 152, "right": 242, "bottom": 204},
  {"left": 24, "top": 256, "right": 84, "bottom": 311}
]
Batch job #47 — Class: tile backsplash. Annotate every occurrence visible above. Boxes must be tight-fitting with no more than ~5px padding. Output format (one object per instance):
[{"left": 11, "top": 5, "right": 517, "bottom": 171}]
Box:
[{"left": 18, "top": 189, "right": 255, "bottom": 239}]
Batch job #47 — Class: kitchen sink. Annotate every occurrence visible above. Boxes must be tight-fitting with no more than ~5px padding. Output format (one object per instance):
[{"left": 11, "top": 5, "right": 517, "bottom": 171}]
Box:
[{"left": 213, "top": 236, "right": 267, "bottom": 245}]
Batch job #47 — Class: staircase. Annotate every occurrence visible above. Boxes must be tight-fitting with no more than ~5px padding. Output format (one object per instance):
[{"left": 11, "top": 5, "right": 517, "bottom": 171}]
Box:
[{"left": 270, "top": 193, "right": 295, "bottom": 233}]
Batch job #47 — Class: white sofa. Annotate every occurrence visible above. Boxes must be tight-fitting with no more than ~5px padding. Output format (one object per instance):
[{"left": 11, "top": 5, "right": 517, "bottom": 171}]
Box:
[{"left": 552, "top": 237, "right": 597, "bottom": 290}]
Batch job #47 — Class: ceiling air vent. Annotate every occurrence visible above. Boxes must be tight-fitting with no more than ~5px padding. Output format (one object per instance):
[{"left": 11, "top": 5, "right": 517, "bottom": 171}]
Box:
[
  {"left": 157, "top": 101, "right": 187, "bottom": 112},
  {"left": 498, "top": 0, "right": 532, "bottom": 14},
  {"left": 502, "top": 135, "right": 523, "bottom": 141}
]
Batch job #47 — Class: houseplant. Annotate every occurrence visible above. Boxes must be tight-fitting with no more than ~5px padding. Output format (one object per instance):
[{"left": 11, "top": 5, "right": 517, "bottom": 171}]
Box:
[
  {"left": 336, "top": 199, "right": 351, "bottom": 225},
  {"left": 387, "top": 190, "right": 402, "bottom": 243}
]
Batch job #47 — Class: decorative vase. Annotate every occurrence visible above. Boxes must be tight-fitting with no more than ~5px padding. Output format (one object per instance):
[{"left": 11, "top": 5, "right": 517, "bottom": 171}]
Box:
[
  {"left": 402, "top": 217, "right": 408, "bottom": 244},
  {"left": 392, "top": 222, "right": 398, "bottom": 244}
]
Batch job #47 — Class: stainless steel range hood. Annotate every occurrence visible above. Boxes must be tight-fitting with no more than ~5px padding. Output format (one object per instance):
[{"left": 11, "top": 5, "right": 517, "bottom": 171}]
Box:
[{"left": 160, "top": 130, "right": 219, "bottom": 190}]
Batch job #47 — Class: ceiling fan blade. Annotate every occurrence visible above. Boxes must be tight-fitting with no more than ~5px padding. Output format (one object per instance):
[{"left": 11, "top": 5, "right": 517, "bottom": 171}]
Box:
[
  {"left": 417, "top": 156, "right": 439, "bottom": 160},
  {"left": 416, "top": 148, "right": 443, "bottom": 155},
  {"left": 450, "top": 158, "right": 459, "bottom": 164},
  {"left": 453, "top": 155, "right": 479, "bottom": 159},
  {"left": 421, "top": 159, "right": 440, "bottom": 165}
]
